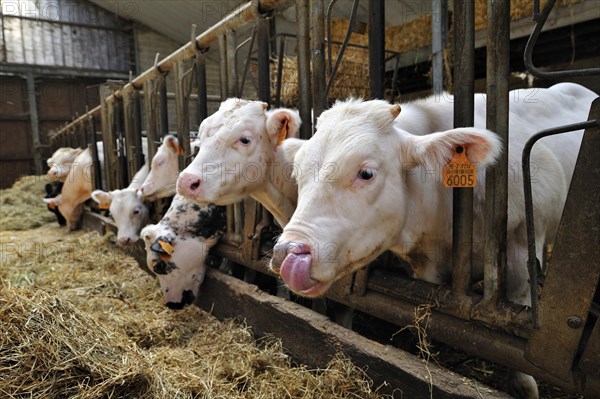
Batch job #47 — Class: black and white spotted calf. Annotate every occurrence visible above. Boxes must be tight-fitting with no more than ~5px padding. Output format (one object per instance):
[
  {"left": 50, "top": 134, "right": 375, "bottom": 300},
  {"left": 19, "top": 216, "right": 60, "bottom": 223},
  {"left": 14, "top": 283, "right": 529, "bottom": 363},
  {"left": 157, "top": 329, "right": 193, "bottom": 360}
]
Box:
[
  {"left": 141, "top": 194, "right": 226, "bottom": 309},
  {"left": 45, "top": 182, "right": 66, "bottom": 226}
]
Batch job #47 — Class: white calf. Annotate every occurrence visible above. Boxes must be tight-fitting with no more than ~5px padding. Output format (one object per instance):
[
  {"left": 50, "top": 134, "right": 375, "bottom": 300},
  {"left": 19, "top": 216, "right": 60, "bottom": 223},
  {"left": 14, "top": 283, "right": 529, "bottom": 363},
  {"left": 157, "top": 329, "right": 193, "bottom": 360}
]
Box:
[
  {"left": 46, "top": 147, "right": 84, "bottom": 182},
  {"left": 270, "top": 83, "right": 597, "bottom": 399}
]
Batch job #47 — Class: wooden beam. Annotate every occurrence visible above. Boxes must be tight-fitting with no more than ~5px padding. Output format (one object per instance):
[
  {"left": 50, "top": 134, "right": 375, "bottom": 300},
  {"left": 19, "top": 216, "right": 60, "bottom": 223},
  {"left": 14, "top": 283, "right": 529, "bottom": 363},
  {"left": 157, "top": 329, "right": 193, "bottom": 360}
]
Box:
[{"left": 197, "top": 267, "right": 511, "bottom": 399}]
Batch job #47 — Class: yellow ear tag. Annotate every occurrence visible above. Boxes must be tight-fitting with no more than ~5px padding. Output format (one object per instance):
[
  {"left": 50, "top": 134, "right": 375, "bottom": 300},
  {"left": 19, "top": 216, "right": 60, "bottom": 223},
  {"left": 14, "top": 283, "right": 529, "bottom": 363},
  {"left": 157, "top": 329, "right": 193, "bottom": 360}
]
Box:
[
  {"left": 443, "top": 146, "right": 476, "bottom": 188},
  {"left": 158, "top": 240, "right": 175, "bottom": 255}
]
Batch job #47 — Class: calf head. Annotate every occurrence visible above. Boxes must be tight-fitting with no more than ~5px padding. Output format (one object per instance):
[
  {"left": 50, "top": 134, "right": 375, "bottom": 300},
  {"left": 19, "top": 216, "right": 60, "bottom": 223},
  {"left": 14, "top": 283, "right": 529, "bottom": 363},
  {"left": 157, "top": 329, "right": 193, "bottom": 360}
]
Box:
[
  {"left": 140, "top": 135, "right": 184, "bottom": 200},
  {"left": 141, "top": 225, "right": 215, "bottom": 310},
  {"left": 270, "top": 99, "right": 501, "bottom": 297},
  {"left": 91, "top": 188, "right": 148, "bottom": 245},
  {"left": 43, "top": 194, "right": 83, "bottom": 231},
  {"left": 46, "top": 147, "right": 83, "bottom": 182},
  {"left": 177, "top": 98, "right": 300, "bottom": 205}
]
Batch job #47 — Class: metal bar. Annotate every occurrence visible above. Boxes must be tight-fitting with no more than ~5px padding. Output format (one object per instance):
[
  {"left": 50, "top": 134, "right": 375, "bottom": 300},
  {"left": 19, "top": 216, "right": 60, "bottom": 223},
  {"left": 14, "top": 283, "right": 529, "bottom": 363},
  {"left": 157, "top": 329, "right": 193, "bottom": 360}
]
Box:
[
  {"left": 257, "top": 13, "right": 271, "bottom": 104},
  {"left": 325, "top": 0, "right": 339, "bottom": 76},
  {"left": 218, "top": 33, "right": 228, "bottom": 100},
  {"left": 158, "top": 74, "right": 169, "bottom": 137},
  {"left": 312, "top": 0, "right": 326, "bottom": 119},
  {"left": 134, "top": 90, "right": 144, "bottom": 168},
  {"left": 325, "top": 0, "right": 359, "bottom": 100},
  {"left": 88, "top": 114, "right": 102, "bottom": 190},
  {"left": 143, "top": 78, "right": 159, "bottom": 164},
  {"left": 25, "top": 72, "right": 42, "bottom": 174},
  {"left": 173, "top": 60, "right": 191, "bottom": 169},
  {"left": 451, "top": 0, "right": 475, "bottom": 298},
  {"left": 238, "top": 25, "right": 257, "bottom": 98},
  {"left": 195, "top": 52, "right": 208, "bottom": 125},
  {"left": 123, "top": 89, "right": 142, "bottom": 176},
  {"left": 525, "top": 0, "right": 599, "bottom": 79},
  {"left": 99, "top": 84, "right": 117, "bottom": 191},
  {"left": 522, "top": 119, "right": 600, "bottom": 325},
  {"left": 481, "top": 0, "right": 510, "bottom": 307},
  {"left": 390, "top": 54, "right": 400, "bottom": 103},
  {"left": 275, "top": 35, "right": 285, "bottom": 108},
  {"left": 48, "top": 0, "right": 292, "bottom": 138},
  {"left": 226, "top": 29, "right": 238, "bottom": 97},
  {"left": 116, "top": 98, "right": 129, "bottom": 188},
  {"left": 368, "top": 0, "right": 385, "bottom": 99},
  {"left": 296, "top": 0, "right": 313, "bottom": 138},
  {"left": 431, "top": 0, "right": 448, "bottom": 95}
]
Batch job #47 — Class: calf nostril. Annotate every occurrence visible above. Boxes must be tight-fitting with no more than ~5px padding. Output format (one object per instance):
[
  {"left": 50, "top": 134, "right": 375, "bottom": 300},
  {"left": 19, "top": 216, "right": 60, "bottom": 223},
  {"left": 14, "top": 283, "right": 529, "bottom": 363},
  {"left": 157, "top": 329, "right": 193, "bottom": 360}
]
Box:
[{"left": 190, "top": 179, "right": 201, "bottom": 191}]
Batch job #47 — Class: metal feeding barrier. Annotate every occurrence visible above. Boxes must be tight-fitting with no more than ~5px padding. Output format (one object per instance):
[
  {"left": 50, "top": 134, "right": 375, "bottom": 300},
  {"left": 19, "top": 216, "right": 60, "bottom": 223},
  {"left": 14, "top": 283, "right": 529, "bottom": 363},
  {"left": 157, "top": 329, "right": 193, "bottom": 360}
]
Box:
[{"left": 48, "top": 0, "right": 599, "bottom": 394}]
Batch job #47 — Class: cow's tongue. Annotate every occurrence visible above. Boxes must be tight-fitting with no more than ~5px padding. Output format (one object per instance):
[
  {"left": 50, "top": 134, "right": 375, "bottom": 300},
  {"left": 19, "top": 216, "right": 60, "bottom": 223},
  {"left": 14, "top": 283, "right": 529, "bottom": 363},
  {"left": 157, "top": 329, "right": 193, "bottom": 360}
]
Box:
[{"left": 279, "top": 253, "right": 316, "bottom": 292}]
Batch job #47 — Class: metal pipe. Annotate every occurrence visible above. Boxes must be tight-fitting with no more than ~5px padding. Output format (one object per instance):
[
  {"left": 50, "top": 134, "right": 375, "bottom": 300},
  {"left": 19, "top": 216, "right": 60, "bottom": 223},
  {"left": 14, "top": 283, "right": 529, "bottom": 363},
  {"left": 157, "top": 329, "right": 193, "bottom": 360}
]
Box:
[
  {"left": 325, "top": 0, "right": 339, "bottom": 76},
  {"left": 49, "top": 0, "right": 293, "bottom": 138},
  {"left": 88, "top": 116, "right": 102, "bottom": 190},
  {"left": 325, "top": 0, "right": 359, "bottom": 100},
  {"left": 525, "top": 0, "right": 599, "bottom": 79},
  {"left": 238, "top": 25, "right": 257, "bottom": 98},
  {"left": 296, "top": 0, "right": 313, "bottom": 138},
  {"left": 218, "top": 33, "right": 228, "bottom": 100},
  {"left": 482, "top": 0, "right": 510, "bottom": 305},
  {"left": 368, "top": 0, "right": 385, "bottom": 99},
  {"left": 143, "top": 79, "right": 159, "bottom": 164},
  {"left": 158, "top": 75, "right": 169, "bottom": 137},
  {"left": 521, "top": 119, "right": 600, "bottom": 326},
  {"left": 195, "top": 51, "right": 208, "bottom": 126},
  {"left": 116, "top": 99, "right": 129, "bottom": 188},
  {"left": 312, "top": 0, "right": 326, "bottom": 119},
  {"left": 275, "top": 35, "right": 285, "bottom": 108},
  {"left": 174, "top": 60, "right": 191, "bottom": 169},
  {"left": 226, "top": 29, "right": 238, "bottom": 97},
  {"left": 257, "top": 13, "right": 271, "bottom": 104},
  {"left": 431, "top": 0, "right": 448, "bottom": 95},
  {"left": 451, "top": 0, "right": 475, "bottom": 297}
]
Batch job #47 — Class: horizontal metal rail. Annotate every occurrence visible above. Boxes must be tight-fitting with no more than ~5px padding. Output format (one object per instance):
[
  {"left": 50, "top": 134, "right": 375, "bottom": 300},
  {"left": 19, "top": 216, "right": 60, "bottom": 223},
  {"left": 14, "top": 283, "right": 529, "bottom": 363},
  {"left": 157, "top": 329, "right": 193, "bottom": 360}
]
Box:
[
  {"left": 522, "top": 119, "right": 600, "bottom": 324},
  {"left": 47, "top": 0, "right": 292, "bottom": 140}
]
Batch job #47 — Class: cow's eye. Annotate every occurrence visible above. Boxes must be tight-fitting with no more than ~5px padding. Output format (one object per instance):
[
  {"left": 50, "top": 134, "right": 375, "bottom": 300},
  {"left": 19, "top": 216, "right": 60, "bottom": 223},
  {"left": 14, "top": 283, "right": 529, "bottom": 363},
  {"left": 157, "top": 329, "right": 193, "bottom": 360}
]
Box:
[
  {"left": 357, "top": 168, "right": 375, "bottom": 181},
  {"left": 239, "top": 136, "right": 251, "bottom": 145},
  {"left": 133, "top": 209, "right": 140, "bottom": 215}
]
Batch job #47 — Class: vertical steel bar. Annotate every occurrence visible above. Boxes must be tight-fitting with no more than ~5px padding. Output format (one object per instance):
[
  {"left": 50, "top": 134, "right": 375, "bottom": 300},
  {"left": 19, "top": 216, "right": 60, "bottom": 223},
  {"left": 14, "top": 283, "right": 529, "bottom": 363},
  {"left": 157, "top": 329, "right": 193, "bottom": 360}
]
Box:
[
  {"left": 158, "top": 75, "right": 169, "bottom": 137},
  {"left": 368, "top": 0, "right": 385, "bottom": 99},
  {"left": 274, "top": 36, "right": 285, "bottom": 108},
  {"left": 173, "top": 60, "right": 191, "bottom": 170},
  {"left": 257, "top": 13, "right": 271, "bottom": 104},
  {"left": 123, "top": 90, "right": 139, "bottom": 177},
  {"left": 100, "top": 84, "right": 117, "bottom": 191},
  {"left": 218, "top": 33, "right": 229, "bottom": 100},
  {"left": 483, "top": 0, "right": 510, "bottom": 305},
  {"left": 431, "top": 0, "right": 448, "bottom": 95},
  {"left": 196, "top": 52, "right": 208, "bottom": 125},
  {"left": 227, "top": 29, "right": 238, "bottom": 97},
  {"left": 312, "top": 0, "right": 326, "bottom": 119},
  {"left": 296, "top": 0, "right": 313, "bottom": 138},
  {"left": 116, "top": 98, "right": 129, "bottom": 188},
  {"left": 451, "top": 0, "right": 475, "bottom": 297},
  {"left": 134, "top": 90, "right": 144, "bottom": 168},
  {"left": 88, "top": 114, "right": 102, "bottom": 190},
  {"left": 26, "top": 72, "right": 42, "bottom": 174},
  {"left": 143, "top": 79, "right": 159, "bottom": 163}
]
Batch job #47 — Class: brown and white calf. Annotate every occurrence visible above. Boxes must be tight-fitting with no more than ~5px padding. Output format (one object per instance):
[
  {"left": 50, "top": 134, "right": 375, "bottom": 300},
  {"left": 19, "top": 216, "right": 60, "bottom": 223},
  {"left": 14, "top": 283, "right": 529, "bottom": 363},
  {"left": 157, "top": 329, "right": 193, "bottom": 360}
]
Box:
[
  {"left": 43, "top": 144, "right": 104, "bottom": 230},
  {"left": 46, "top": 147, "right": 84, "bottom": 182},
  {"left": 270, "top": 83, "right": 597, "bottom": 399},
  {"left": 141, "top": 195, "right": 226, "bottom": 309},
  {"left": 177, "top": 98, "right": 302, "bottom": 227}
]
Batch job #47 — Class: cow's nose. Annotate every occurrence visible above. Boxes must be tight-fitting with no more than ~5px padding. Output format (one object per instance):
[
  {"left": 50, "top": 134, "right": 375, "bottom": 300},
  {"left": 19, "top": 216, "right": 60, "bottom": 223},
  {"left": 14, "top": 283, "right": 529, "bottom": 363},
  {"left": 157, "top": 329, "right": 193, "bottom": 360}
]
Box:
[
  {"left": 165, "top": 290, "right": 195, "bottom": 310},
  {"left": 270, "top": 241, "right": 312, "bottom": 273},
  {"left": 118, "top": 237, "right": 131, "bottom": 246},
  {"left": 177, "top": 172, "right": 202, "bottom": 197}
]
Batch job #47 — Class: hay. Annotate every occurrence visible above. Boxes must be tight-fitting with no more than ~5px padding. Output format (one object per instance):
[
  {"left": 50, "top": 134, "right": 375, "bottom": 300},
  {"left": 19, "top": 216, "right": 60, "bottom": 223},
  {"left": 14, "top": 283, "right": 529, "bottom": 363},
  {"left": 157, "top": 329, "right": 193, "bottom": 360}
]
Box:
[
  {"left": 0, "top": 176, "right": 55, "bottom": 231},
  {"left": 0, "top": 220, "right": 391, "bottom": 398}
]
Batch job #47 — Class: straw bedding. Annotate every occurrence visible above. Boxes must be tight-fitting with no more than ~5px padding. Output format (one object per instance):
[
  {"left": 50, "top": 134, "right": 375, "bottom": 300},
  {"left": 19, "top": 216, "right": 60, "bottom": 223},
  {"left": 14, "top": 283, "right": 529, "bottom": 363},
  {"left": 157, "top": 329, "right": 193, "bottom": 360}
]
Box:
[
  {"left": 0, "top": 177, "right": 390, "bottom": 399},
  {"left": 0, "top": 176, "right": 55, "bottom": 231}
]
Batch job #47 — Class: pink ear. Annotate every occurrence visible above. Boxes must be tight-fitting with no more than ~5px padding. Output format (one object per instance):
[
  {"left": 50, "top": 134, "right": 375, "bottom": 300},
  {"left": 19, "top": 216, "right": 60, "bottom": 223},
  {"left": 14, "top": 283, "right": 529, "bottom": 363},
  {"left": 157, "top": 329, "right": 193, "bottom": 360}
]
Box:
[
  {"left": 164, "top": 135, "right": 185, "bottom": 155},
  {"left": 266, "top": 108, "right": 301, "bottom": 146},
  {"left": 407, "top": 128, "right": 502, "bottom": 168}
]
